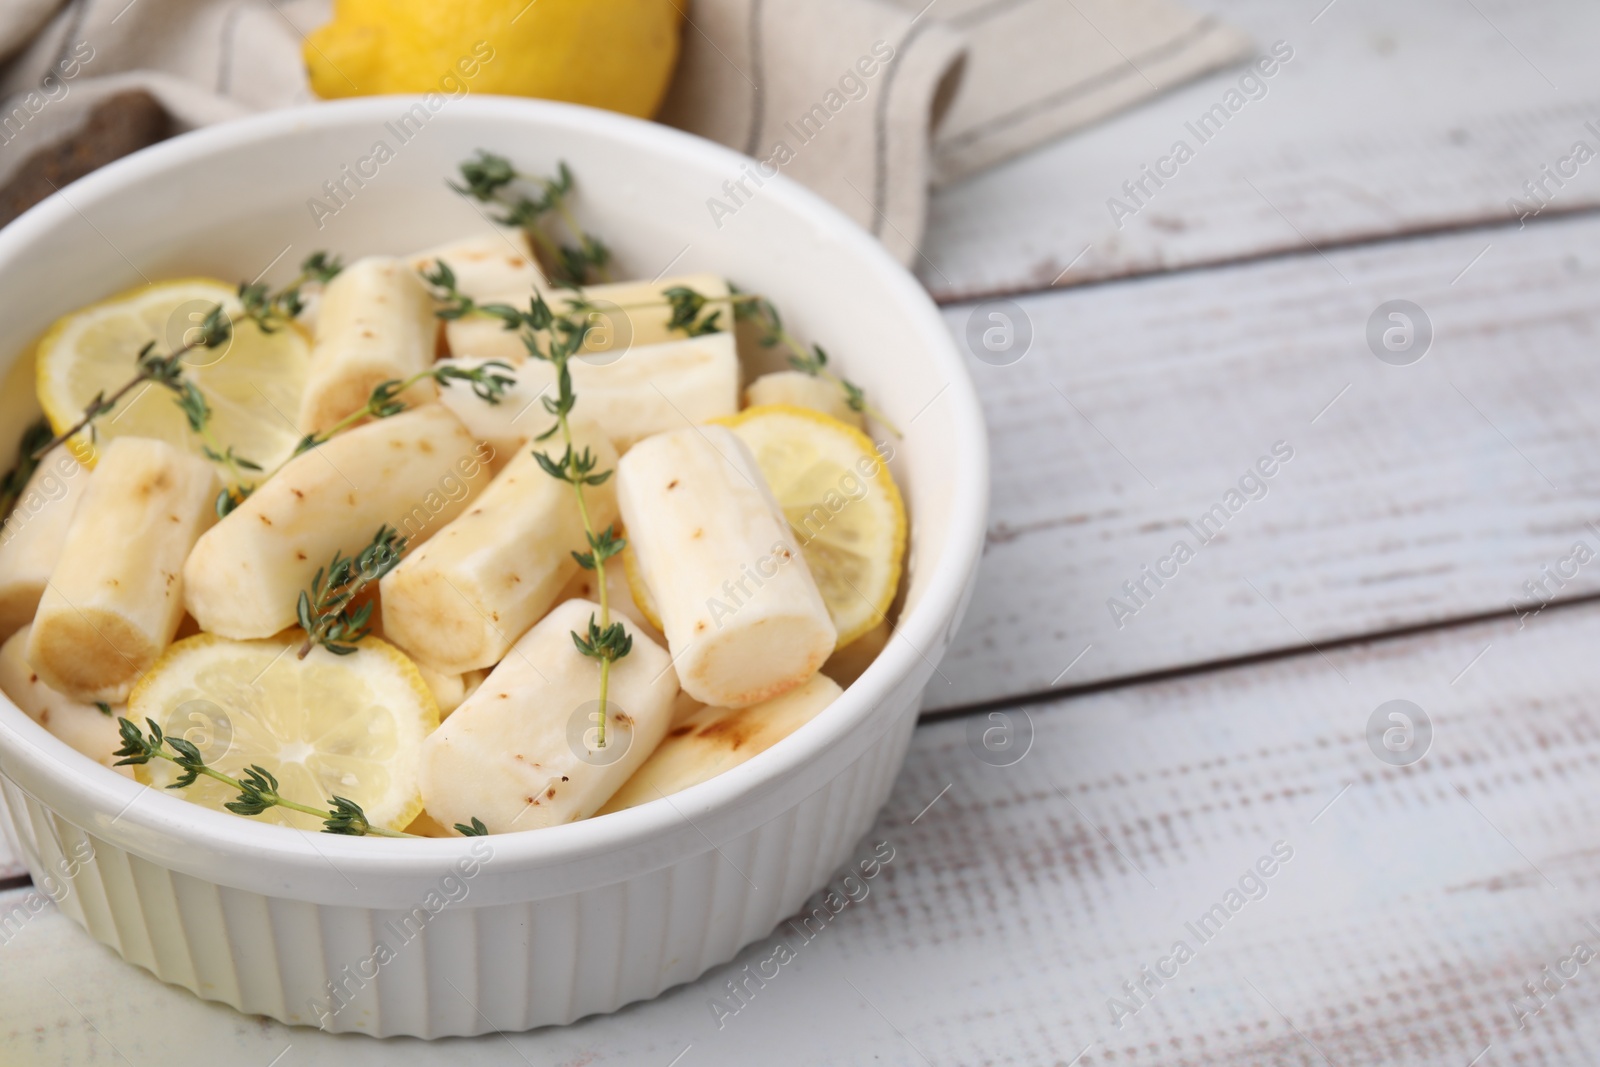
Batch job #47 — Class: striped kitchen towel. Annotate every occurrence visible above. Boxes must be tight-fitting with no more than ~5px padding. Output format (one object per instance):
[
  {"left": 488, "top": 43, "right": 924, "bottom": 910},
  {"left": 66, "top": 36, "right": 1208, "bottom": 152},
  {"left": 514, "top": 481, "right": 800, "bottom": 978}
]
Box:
[
  {"left": 0, "top": 0, "right": 1248, "bottom": 266},
  {"left": 662, "top": 0, "right": 1250, "bottom": 262}
]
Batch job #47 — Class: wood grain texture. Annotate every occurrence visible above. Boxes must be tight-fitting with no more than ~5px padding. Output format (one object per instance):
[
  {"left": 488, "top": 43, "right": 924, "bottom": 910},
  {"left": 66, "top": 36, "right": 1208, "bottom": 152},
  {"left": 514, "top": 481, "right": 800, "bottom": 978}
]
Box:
[
  {"left": 2, "top": 605, "right": 1596, "bottom": 1064},
  {"left": 920, "top": 0, "right": 1600, "bottom": 302},
  {"left": 929, "top": 210, "right": 1600, "bottom": 711}
]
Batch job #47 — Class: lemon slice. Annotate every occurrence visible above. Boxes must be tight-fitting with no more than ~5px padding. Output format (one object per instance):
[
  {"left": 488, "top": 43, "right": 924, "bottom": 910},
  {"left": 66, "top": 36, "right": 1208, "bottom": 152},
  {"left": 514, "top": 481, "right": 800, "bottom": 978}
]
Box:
[
  {"left": 36, "top": 278, "right": 312, "bottom": 485},
  {"left": 128, "top": 635, "right": 439, "bottom": 833},
  {"left": 621, "top": 534, "right": 665, "bottom": 634},
  {"left": 713, "top": 405, "right": 907, "bottom": 648}
]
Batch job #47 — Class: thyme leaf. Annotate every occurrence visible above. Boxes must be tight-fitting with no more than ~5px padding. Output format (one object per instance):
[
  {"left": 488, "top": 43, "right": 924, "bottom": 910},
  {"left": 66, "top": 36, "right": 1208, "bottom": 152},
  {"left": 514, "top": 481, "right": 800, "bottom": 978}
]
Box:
[
  {"left": 296, "top": 526, "right": 408, "bottom": 658},
  {"left": 449, "top": 152, "right": 612, "bottom": 286}
]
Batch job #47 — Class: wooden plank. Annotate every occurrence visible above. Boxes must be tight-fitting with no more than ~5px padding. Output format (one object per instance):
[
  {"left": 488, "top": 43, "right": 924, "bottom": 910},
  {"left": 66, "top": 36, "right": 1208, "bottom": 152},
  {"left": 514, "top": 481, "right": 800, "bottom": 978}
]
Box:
[
  {"left": 920, "top": 0, "right": 1600, "bottom": 302},
  {"left": 929, "top": 209, "right": 1600, "bottom": 711},
  {"left": 3, "top": 604, "right": 1598, "bottom": 1064}
]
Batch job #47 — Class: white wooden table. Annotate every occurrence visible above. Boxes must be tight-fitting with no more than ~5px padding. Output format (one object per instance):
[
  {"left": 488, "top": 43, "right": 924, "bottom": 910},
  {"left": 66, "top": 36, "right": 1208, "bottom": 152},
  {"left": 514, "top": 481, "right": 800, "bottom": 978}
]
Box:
[{"left": 7, "top": 0, "right": 1600, "bottom": 1062}]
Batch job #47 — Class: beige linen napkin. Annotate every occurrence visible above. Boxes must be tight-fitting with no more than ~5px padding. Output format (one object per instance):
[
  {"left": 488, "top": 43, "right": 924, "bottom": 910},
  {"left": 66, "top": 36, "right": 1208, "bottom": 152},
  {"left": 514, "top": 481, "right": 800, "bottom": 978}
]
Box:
[
  {"left": 662, "top": 0, "right": 1250, "bottom": 261},
  {"left": 905, "top": 0, "right": 1255, "bottom": 184},
  {"left": 0, "top": 0, "right": 1248, "bottom": 266}
]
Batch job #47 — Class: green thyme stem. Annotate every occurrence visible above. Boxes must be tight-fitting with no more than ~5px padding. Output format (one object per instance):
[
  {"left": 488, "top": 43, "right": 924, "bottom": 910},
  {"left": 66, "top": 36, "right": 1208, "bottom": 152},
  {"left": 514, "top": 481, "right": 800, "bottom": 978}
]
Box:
[
  {"left": 507, "top": 168, "right": 612, "bottom": 284},
  {"left": 491, "top": 288, "right": 632, "bottom": 747},
  {"left": 556, "top": 409, "right": 615, "bottom": 748},
  {"left": 524, "top": 225, "right": 565, "bottom": 274},
  {"left": 425, "top": 268, "right": 627, "bottom": 745},
  {"left": 551, "top": 290, "right": 904, "bottom": 435},
  {"left": 765, "top": 322, "right": 902, "bottom": 436},
  {"left": 450, "top": 154, "right": 611, "bottom": 286},
  {"left": 434, "top": 234, "right": 899, "bottom": 435},
  {"left": 30, "top": 329, "right": 222, "bottom": 462},
  {"left": 548, "top": 196, "right": 612, "bottom": 284},
  {"left": 279, "top": 360, "right": 514, "bottom": 479},
  {"left": 170, "top": 755, "right": 412, "bottom": 837},
  {"left": 39, "top": 259, "right": 338, "bottom": 495},
  {"left": 114, "top": 718, "right": 418, "bottom": 838},
  {"left": 296, "top": 526, "right": 408, "bottom": 658},
  {"left": 733, "top": 295, "right": 901, "bottom": 435},
  {"left": 597, "top": 653, "right": 613, "bottom": 748},
  {"left": 239, "top": 252, "right": 343, "bottom": 334},
  {"left": 0, "top": 419, "right": 52, "bottom": 521},
  {"left": 32, "top": 371, "right": 156, "bottom": 459},
  {"left": 311, "top": 367, "right": 437, "bottom": 444},
  {"left": 215, "top": 355, "right": 511, "bottom": 521},
  {"left": 196, "top": 422, "right": 254, "bottom": 487}
]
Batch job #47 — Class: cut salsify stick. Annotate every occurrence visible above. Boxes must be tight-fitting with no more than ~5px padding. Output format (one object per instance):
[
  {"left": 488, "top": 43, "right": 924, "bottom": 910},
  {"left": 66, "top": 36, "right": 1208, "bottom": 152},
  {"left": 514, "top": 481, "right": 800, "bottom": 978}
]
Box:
[
  {"left": 598, "top": 674, "right": 841, "bottom": 815},
  {"left": 419, "top": 599, "right": 678, "bottom": 834},
  {"left": 745, "top": 370, "right": 864, "bottom": 428},
  {"left": 382, "top": 418, "right": 620, "bottom": 674},
  {"left": 404, "top": 232, "right": 546, "bottom": 299},
  {"left": 617, "top": 425, "right": 837, "bottom": 708},
  {"left": 0, "top": 456, "right": 89, "bottom": 641},
  {"left": 0, "top": 626, "right": 130, "bottom": 774},
  {"left": 184, "top": 405, "right": 492, "bottom": 640},
  {"left": 445, "top": 273, "right": 731, "bottom": 365},
  {"left": 297, "top": 256, "right": 439, "bottom": 435},
  {"left": 435, "top": 330, "right": 738, "bottom": 454},
  {"left": 27, "top": 437, "right": 218, "bottom": 703},
  {"left": 416, "top": 663, "right": 474, "bottom": 717}
]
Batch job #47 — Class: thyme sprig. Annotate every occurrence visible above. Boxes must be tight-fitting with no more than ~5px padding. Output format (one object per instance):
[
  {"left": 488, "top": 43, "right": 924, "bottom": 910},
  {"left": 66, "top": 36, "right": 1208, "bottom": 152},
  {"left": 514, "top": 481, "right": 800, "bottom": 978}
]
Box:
[
  {"left": 290, "top": 359, "right": 517, "bottom": 459},
  {"left": 238, "top": 252, "right": 344, "bottom": 334},
  {"left": 215, "top": 341, "right": 513, "bottom": 519},
  {"left": 422, "top": 260, "right": 526, "bottom": 327},
  {"left": 296, "top": 526, "right": 408, "bottom": 658},
  {"left": 31, "top": 305, "right": 234, "bottom": 462},
  {"left": 472, "top": 290, "right": 631, "bottom": 745},
  {"left": 571, "top": 612, "right": 633, "bottom": 663},
  {"left": 214, "top": 483, "right": 254, "bottom": 519},
  {"left": 34, "top": 254, "right": 339, "bottom": 518},
  {"left": 450, "top": 152, "right": 612, "bottom": 286},
  {"left": 168, "top": 375, "right": 266, "bottom": 497},
  {"left": 665, "top": 285, "right": 900, "bottom": 434},
  {"left": 0, "top": 419, "right": 53, "bottom": 521},
  {"left": 113, "top": 717, "right": 416, "bottom": 837},
  {"left": 427, "top": 261, "right": 632, "bottom": 643},
  {"left": 428, "top": 259, "right": 894, "bottom": 433},
  {"left": 554, "top": 282, "right": 901, "bottom": 435}
]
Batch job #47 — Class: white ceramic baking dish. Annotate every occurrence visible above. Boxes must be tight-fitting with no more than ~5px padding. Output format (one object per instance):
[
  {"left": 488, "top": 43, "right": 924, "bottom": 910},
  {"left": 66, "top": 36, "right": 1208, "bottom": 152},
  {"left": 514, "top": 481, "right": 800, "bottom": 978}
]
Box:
[{"left": 0, "top": 96, "right": 986, "bottom": 1038}]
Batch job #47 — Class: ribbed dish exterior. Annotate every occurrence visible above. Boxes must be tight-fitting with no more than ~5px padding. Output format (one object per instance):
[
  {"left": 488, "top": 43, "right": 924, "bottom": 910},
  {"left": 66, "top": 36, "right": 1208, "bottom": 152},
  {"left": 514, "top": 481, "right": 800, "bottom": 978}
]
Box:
[
  {"left": 0, "top": 702, "right": 916, "bottom": 1037},
  {"left": 0, "top": 96, "right": 990, "bottom": 1042}
]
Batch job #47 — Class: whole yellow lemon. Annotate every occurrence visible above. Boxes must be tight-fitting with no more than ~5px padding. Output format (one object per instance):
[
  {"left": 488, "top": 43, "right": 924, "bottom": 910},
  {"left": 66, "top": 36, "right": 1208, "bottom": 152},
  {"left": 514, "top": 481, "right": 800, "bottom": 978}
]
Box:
[{"left": 305, "top": 0, "right": 684, "bottom": 119}]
